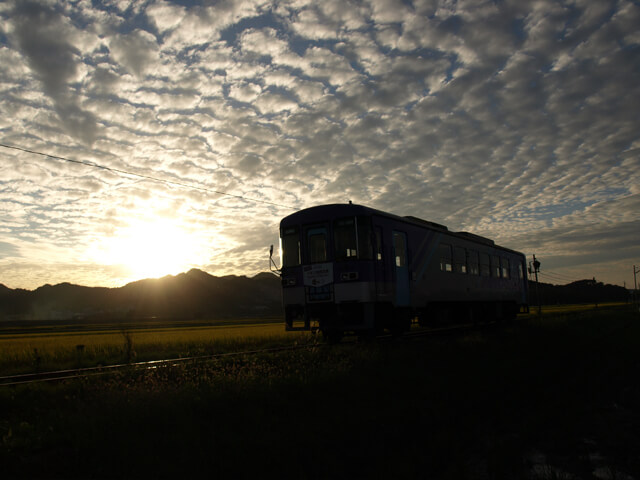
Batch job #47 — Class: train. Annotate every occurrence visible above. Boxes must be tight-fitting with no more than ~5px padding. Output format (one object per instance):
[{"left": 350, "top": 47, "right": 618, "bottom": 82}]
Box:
[{"left": 271, "top": 203, "right": 529, "bottom": 341}]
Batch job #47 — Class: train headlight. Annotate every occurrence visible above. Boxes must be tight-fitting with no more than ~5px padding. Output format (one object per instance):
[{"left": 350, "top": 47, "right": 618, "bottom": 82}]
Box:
[
  {"left": 340, "top": 272, "right": 359, "bottom": 281},
  {"left": 282, "top": 277, "right": 297, "bottom": 286}
]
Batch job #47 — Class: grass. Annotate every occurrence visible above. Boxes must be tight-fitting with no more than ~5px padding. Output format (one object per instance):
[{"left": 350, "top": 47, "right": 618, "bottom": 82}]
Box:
[
  {"left": 520, "top": 301, "right": 630, "bottom": 317},
  {"left": 1, "top": 305, "right": 639, "bottom": 479},
  {"left": 0, "top": 320, "right": 307, "bottom": 376}
]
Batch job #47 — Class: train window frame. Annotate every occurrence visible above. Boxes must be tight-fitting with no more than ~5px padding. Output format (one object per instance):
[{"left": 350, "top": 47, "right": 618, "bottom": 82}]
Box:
[
  {"left": 491, "top": 255, "right": 501, "bottom": 278},
  {"left": 480, "top": 252, "right": 490, "bottom": 277},
  {"left": 393, "top": 231, "right": 407, "bottom": 267},
  {"left": 439, "top": 243, "right": 453, "bottom": 273},
  {"left": 468, "top": 250, "right": 479, "bottom": 275},
  {"left": 375, "top": 226, "right": 383, "bottom": 261},
  {"left": 454, "top": 246, "right": 467, "bottom": 274},
  {"left": 333, "top": 217, "right": 358, "bottom": 261},
  {"left": 356, "top": 216, "right": 374, "bottom": 260},
  {"left": 502, "top": 258, "right": 510, "bottom": 279},
  {"left": 305, "top": 226, "right": 329, "bottom": 263},
  {"left": 518, "top": 262, "right": 524, "bottom": 279},
  {"left": 333, "top": 216, "right": 374, "bottom": 262},
  {"left": 281, "top": 226, "right": 301, "bottom": 267}
]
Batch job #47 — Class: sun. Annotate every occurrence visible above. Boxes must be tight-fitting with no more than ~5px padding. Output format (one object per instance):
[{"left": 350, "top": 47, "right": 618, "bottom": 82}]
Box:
[{"left": 96, "top": 217, "right": 207, "bottom": 281}]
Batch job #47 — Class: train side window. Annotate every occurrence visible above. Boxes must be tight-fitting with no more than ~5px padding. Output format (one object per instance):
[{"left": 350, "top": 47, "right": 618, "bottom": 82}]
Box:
[
  {"left": 439, "top": 243, "right": 453, "bottom": 272},
  {"left": 357, "top": 216, "right": 374, "bottom": 260},
  {"left": 502, "top": 258, "right": 510, "bottom": 279},
  {"left": 518, "top": 262, "right": 524, "bottom": 279},
  {"left": 281, "top": 227, "right": 300, "bottom": 267},
  {"left": 468, "top": 250, "right": 479, "bottom": 275},
  {"left": 375, "top": 227, "right": 383, "bottom": 261},
  {"left": 306, "top": 227, "right": 328, "bottom": 263},
  {"left": 394, "top": 232, "right": 407, "bottom": 267},
  {"left": 491, "top": 255, "right": 501, "bottom": 277},
  {"left": 480, "top": 253, "right": 490, "bottom": 277},
  {"left": 454, "top": 247, "right": 467, "bottom": 274}
]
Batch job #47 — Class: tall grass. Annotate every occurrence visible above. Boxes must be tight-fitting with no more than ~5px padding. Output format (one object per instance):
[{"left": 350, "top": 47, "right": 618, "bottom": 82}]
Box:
[{"left": 0, "top": 322, "right": 309, "bottom": 376}]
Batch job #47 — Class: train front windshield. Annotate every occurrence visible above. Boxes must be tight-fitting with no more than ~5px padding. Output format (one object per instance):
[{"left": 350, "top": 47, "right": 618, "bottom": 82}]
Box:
[
  {"left": 281, "top": 216, "right": 374, "bottom": 266},
  {"left": 335, "top": 216, "right": 373, "bottom": 261},
  {"left": 281, "top": 227, "right": 300, "bottom": 267},
  {"left": 334, "top": 218, "right": 358, "bottom": 260}
]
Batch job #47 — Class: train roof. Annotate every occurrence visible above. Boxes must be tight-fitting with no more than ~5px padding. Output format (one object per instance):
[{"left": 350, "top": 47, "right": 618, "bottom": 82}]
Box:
[
  {"left": 280, "top": 203, "right": 523, "bottom": 256},
  {"left": 281, "top": 203, "right": 441, "bottom": 229}
]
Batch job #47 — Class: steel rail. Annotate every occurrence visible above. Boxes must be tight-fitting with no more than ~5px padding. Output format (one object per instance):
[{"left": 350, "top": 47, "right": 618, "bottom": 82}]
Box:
[{"left": 0, "top": 341, "right": 329, "bottom": 387}]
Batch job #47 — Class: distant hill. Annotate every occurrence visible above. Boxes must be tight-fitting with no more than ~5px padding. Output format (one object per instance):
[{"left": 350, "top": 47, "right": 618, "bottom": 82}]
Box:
[
  {"left": 528, "top": 279, "right": 631, "bottom": 306},
  {"left": 0, "top": 269, "right": 283, "bottom": 321}
]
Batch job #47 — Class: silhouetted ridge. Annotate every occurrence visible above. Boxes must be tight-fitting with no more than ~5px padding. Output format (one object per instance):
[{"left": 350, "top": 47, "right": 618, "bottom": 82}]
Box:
[
  {"left": 529, "top": 279, "right": 630, "bottom": 305},
  {"left": 4, "top": 273, "right": 628, "bottom": 322},
  {"left": 0, "top": 271, "right": 282, "bottom": 321}
]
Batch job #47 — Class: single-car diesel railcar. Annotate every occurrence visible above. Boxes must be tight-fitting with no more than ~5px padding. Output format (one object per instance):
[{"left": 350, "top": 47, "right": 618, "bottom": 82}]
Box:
[{"left": 275, "top": 203, "right": 528, "bottom": 339}]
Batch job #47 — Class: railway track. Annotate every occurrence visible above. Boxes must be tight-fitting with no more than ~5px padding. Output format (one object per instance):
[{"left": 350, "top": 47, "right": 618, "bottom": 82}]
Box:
[
  {"left": 0, "top": 342, "right": 329, "bottom": 387},
  {"left": 0, "top": 321, "right": 499, "bottom": 387}
]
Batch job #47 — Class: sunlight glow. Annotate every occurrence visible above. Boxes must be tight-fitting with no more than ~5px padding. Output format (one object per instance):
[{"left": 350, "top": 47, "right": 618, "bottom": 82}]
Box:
[{"left": 93, "top": 217, "right": 210, "bottom": 281}]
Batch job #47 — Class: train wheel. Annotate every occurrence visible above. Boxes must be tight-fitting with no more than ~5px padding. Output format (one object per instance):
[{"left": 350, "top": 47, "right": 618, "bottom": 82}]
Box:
[
  {"left": 433, "top": 306, "right": 451, "bottom": 326},
  {"left": 504, "top": 302, "right": 518, "bottom": 323},
  {"left": 390, "top": 308, "right": 411, "bottom": 336},
  {"left": 465, "top": 304, "right": 478, "bottom": 327},
  {"left": 417, "top": 310, "right": 429, "bottom": 327}
]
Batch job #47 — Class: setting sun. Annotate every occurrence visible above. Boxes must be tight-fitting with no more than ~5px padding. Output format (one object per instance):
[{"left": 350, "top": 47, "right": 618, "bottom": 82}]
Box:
[{"left": 94, "top": 217, "right": 208, "bottom": 281}]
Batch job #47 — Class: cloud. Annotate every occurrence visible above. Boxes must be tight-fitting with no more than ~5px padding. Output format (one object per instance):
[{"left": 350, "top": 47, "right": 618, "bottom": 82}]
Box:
[
  {"left": 8, "top": 1, "right": 98, "bottom": 144},
  {"left": 228, "top": 81, "right": 262, "bottom": 103},
  {"left": 254, "top": 90, "right": 300, "bottom": 114},
  {"left": 108, "top": 29, "right": 160, "bottom": 77},
  {"left": 0, "top": 0, "right": 638, "bottom": 289},
  {"left": 146, "top": 1, "right": 186, "bottom": 33}
]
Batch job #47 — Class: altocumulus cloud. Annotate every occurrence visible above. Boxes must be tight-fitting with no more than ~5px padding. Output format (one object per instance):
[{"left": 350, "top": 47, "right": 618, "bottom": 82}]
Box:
[{"left": 0, "top": 0, "right": 638, "bottom": 289}]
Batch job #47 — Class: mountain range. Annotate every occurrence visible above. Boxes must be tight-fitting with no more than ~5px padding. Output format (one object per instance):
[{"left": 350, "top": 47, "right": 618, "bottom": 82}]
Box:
[
  {"left": 0, "top": 270, "right": 631, "bottom": 322},
  {"left": 528, "top": 279, "right": 631, "bottom": 306},
  {"left": 0, "top": 269, "right": 283, "bottom": 321}
]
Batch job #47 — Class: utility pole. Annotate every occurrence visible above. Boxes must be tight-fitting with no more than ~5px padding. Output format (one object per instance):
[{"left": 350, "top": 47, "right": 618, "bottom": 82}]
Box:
[
  {"left": 634, "top": 265, "right": 639, "bottom": 311},
  {"left": 532, "top": 255, "right": 541, "bottom": 315}
]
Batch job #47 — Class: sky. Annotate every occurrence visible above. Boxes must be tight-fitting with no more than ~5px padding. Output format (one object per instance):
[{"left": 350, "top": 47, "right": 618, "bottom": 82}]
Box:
[{"left": 0, "top": 0, "right": 639, "bottom": 290}]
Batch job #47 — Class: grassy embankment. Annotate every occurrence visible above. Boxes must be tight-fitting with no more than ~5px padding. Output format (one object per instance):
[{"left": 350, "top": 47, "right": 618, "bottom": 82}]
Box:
[{"left": 1, "top": 304, "right": 639, "bottom": 479}]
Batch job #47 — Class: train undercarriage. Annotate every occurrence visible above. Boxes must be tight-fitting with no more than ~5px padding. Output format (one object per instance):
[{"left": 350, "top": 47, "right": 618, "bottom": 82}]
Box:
[{"left": 285, "top": 300, "right": 525, "bottom": 341}]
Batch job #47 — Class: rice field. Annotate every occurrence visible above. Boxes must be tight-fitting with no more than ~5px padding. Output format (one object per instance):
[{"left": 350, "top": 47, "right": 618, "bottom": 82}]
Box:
[
  {"left": 1, "top": 303, "right": 629, "bottom": 376},
  {"left": 520, "top": 301, "right": 628, "bottom": 316},
  {"left": 0, "top": 319, "right": 309, "bottom": 376}
]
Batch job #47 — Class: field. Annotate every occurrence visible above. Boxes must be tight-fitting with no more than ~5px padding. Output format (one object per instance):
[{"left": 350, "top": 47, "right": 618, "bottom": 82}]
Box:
[
  {"left": 0, "top": 304, "right": 627, "bottom": 377},
  {"left": 0, "top": 317, "right": 300, "bottom": 377},
  {"left": 1, "top": 305, "right": 639, "bottom": 479},
  {"left": 520, "top": 302, "right": 630, "bottom": 317}
]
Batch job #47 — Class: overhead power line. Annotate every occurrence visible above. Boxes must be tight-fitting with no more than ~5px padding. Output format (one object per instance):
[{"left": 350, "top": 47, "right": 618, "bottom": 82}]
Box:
[
  {"left": 0, "top": 142, "right": 296, "bottom": 210},
  {"left": 538, "top": 271, "right": 581, "bottom": 284},
  {"left": 542, "top": 268, "right": 581, "bottom": 281}
]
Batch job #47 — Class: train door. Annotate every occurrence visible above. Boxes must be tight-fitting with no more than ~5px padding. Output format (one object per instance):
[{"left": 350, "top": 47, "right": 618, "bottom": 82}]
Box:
[
  {"left": 519, "top": 258, "right": 529, "bottom": 308},
  {"left": 303, "top": 225, "right": 333, "bottom": 304},
  {"left": 373, "top": 226, "right": 387, "bottom": 296},
  {"left": 393, "top": 231, "right": 410, "bottom": 306}
]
